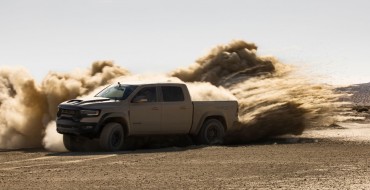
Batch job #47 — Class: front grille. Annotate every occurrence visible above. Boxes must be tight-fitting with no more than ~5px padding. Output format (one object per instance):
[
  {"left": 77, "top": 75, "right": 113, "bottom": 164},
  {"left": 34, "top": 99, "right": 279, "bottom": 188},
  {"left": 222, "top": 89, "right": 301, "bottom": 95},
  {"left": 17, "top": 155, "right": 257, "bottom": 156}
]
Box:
[
  {"left": 61, "top": 109, "right": 78, "bottom": 115},
  {"left": 57, "top": 124, "right": 73, "bottom": 128},
  {"left": 57, "top": 108, "right": 80, "bottom": 120}
]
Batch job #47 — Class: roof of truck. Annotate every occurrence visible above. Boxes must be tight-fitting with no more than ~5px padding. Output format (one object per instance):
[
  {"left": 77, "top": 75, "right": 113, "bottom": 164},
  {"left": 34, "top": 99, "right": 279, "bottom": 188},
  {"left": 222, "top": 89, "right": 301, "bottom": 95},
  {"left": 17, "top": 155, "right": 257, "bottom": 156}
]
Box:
[{"left": 115, "top": 81, "right": 186, "bottom": 86}]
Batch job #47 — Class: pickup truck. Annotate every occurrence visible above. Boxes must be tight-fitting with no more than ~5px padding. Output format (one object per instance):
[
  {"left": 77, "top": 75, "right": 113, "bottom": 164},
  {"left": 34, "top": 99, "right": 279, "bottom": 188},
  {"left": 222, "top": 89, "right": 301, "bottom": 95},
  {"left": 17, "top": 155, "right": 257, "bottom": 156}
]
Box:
[{"left": 56, "top": 82, "right": 238, "bottom": 151}]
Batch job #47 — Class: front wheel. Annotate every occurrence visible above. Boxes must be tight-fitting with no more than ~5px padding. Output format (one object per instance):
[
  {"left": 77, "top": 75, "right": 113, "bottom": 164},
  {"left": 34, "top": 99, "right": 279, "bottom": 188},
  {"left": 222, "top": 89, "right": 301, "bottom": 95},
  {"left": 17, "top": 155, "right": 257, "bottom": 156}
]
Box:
[
  {"left": 196, "top": 119, "right": 225, "bottom": 145},
  {"left": 99, "top": 122, "right": 124, "bottom": 151}
]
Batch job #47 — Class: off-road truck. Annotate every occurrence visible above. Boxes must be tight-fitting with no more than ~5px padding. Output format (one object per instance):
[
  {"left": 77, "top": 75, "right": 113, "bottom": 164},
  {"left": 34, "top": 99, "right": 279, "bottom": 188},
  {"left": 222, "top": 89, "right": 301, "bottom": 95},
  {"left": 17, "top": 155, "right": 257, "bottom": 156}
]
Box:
[{"left": 56, "top": 82, "right": 238, "bottom": 151}]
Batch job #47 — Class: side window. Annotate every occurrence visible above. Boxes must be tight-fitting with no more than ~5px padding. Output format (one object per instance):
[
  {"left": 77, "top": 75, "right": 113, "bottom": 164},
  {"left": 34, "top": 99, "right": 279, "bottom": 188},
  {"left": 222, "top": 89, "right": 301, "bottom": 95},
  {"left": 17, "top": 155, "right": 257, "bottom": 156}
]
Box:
[
  {"left": 161, "top": 86, "right": 185, "bottom": 102},
  {"left": 133, "top": 87, "right": 157, "bottom": 103}
]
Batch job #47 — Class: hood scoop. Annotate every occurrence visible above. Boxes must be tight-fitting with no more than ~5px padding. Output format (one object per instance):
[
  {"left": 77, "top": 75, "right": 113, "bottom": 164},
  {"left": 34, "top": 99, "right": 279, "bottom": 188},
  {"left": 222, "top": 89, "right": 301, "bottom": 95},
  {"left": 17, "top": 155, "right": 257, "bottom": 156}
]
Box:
[
  {"left": 66, "top": 97, "right": 111, "bottom": 105},
  {"left": 67, "top": 99, "right": 83, "bottom": 104}
]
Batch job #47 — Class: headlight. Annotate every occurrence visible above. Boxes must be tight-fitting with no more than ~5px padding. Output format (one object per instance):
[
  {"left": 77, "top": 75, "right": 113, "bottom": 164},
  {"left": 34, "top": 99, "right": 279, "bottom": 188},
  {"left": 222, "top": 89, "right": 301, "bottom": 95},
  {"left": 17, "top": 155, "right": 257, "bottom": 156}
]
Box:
[{"left": 80, "top": 109, "right": 100, "bottom": 116}]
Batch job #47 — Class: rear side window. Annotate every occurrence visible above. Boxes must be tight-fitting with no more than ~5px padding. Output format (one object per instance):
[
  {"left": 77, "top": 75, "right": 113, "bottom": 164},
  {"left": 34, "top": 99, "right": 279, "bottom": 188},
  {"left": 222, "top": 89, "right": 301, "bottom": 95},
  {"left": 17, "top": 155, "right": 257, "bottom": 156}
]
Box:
[{"left": 161, "top": 86, "right": 185, "bottom": 102}]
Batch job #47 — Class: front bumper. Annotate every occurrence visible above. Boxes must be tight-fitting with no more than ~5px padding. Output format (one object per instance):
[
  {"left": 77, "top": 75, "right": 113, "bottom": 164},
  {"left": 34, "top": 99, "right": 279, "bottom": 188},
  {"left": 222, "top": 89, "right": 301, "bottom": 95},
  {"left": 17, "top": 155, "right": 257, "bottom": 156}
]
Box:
[{"left": 56, "top": 119, "right": 98, "bottom": 136}]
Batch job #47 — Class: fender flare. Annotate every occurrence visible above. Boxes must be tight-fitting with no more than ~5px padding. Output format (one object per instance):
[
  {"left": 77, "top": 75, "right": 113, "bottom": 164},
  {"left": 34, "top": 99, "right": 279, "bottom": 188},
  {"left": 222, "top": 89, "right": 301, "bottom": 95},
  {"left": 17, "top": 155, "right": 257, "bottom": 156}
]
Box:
[
  {"left": 97, "top": 113, "right": 130, "bottom": 135},
  {"left": 192, "top": 111, "right": 227, "bottom": 135}
]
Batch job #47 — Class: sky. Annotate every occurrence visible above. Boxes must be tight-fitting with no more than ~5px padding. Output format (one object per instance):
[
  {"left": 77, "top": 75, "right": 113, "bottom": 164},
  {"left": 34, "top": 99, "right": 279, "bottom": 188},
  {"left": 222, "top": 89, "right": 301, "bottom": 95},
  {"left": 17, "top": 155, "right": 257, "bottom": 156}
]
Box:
[{"left": 1, "top": 0, "right": 370, "bottom": 85}]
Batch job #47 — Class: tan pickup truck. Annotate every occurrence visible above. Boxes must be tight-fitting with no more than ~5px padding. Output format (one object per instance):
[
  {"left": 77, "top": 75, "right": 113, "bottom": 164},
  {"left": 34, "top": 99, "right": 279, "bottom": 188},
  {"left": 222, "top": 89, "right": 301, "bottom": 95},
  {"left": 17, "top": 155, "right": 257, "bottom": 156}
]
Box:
[{"left": 56, "top": 83, "right": 238, "bottom": 151}]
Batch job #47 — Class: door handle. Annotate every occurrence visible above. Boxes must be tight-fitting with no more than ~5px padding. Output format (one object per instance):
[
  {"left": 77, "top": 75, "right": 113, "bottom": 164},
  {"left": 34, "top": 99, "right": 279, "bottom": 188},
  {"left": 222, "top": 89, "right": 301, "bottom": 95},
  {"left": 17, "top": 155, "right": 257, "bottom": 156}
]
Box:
[{"left": 152, "top": 107, "right": 159, "bottom": 110}]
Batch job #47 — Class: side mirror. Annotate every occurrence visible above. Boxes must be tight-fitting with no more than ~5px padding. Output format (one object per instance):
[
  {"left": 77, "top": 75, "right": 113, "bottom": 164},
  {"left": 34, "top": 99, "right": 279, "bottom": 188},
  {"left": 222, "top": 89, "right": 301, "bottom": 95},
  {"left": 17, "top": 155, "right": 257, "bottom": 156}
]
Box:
[{"left": 132, "top": 96, "right": 148, "bottom": 103}]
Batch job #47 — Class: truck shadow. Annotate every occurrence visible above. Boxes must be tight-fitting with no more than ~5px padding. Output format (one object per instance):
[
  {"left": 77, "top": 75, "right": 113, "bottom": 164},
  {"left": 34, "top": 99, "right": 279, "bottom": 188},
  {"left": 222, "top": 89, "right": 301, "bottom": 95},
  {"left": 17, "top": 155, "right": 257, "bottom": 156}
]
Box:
[{"left": 46, "top": 145, "right": 205, "bottom": 157}]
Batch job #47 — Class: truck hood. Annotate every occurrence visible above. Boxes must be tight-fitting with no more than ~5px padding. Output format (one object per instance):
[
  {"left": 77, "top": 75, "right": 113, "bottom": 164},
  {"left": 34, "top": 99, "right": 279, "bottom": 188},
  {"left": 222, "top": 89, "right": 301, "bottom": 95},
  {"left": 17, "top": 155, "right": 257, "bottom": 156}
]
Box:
[{"left": 61, "top": 97, "right": 115, "bottom": 106}]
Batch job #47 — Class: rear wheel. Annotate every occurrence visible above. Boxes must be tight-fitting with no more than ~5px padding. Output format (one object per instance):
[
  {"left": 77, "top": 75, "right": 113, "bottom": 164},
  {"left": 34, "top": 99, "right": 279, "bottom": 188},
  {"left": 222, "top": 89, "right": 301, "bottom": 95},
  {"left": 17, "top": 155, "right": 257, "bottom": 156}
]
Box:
[
  {"left": 99, "top": 122, "right": 124, "bottom": 151},
  {"left": 196, "top": 119, "right": 225, "bottom": 145}
]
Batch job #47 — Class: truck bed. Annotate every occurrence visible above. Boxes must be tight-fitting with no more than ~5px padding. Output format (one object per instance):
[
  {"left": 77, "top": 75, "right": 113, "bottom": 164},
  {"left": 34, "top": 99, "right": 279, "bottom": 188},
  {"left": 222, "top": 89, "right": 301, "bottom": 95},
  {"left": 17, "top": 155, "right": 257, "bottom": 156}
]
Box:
[{"left": 190, "top": 101, "right": 238, "bottom": 135}]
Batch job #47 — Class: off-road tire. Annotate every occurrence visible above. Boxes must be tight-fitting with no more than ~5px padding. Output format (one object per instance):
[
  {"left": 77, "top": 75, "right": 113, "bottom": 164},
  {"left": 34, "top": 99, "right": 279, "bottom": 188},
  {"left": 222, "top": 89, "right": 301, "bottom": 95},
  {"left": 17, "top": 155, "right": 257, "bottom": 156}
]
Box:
[
  {"left": 196, "top": 119, "right": 225, "bottom": 145},
  {"left": 63, "top": 134, "right": 85, "bottom": 152},
  {"left": 100, "top": 122, "right": 124, "bottom": 151}
]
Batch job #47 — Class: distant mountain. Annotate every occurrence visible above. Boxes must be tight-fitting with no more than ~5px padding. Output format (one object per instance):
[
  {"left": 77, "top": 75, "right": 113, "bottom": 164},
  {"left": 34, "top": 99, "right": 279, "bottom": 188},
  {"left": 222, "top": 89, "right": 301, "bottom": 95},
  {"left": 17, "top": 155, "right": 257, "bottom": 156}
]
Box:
[{"left": 337, "top": 82, "right": 370, "bottom": 106}]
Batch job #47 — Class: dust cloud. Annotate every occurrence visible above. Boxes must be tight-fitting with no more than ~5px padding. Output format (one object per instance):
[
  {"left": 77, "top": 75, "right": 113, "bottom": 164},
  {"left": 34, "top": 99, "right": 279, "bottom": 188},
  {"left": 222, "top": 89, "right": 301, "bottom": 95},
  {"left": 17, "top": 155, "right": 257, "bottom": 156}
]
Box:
[
  {"left": 0, "top": 40, "right": 346, "bottom": 151},
  {"left": 0, "top": 61, "right": 129, "bottom": 150},
  {"left": 171, "top": 40, "right": 344, "bottom": 144}
]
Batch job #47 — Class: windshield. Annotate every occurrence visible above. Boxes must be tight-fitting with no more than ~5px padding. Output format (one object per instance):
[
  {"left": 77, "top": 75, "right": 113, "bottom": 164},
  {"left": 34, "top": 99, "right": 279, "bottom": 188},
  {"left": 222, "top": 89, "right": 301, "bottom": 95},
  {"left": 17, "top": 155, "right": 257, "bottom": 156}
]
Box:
[{"left": 95, "top": 84, "right": 137, "bottom": 100}]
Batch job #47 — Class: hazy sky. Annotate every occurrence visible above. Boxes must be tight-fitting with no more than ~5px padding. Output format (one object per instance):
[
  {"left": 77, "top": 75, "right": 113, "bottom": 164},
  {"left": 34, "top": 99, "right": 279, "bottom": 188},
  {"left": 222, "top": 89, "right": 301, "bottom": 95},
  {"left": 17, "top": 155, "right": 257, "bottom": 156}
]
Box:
[{"left": 1, "top": 0, "right": 369, "bottom": 85}]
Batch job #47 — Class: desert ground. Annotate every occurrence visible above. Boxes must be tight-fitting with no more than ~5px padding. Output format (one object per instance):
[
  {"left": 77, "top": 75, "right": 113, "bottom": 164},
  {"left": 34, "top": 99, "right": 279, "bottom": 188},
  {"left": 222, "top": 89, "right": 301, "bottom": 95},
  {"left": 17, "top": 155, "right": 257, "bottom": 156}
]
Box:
[{"left": 1, "top": 122, "right": 370, "bottom": 189}]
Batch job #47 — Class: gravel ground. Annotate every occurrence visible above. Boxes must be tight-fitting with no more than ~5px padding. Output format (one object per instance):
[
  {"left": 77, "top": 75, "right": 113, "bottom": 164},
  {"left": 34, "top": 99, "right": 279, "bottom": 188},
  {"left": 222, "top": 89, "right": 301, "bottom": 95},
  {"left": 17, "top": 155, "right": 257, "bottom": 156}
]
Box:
[{"left": 1, "top": 123, "right": 370, "bottom": 189}]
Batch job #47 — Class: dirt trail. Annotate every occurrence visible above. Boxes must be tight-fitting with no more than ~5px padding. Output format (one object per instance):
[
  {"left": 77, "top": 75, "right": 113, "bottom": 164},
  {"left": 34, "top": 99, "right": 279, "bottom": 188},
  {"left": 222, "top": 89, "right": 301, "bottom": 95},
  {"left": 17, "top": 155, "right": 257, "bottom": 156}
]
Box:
[{"left": 1, "top": 122, "right": 370, "bottom": 189}]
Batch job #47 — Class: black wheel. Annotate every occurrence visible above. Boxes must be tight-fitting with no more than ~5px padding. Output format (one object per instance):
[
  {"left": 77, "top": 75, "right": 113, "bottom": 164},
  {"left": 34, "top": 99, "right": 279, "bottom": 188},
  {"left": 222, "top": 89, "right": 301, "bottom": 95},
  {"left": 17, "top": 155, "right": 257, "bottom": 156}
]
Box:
[
  {"left": 196, "top": 119, "right": 225, "bottom": 145},
  {"left": 63, "top": 134, "right": 85, "bottom": 152},
  {"left": 100, "top": 122, "right": 124, "bottom": 151}
]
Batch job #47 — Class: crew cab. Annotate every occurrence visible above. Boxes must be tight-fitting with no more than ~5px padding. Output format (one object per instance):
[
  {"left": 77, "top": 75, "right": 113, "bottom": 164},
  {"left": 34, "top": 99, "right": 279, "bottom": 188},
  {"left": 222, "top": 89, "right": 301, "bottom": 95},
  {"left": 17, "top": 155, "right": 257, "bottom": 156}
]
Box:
[{"left": 56, "top": 82, "right": 238, "bottom": 151}]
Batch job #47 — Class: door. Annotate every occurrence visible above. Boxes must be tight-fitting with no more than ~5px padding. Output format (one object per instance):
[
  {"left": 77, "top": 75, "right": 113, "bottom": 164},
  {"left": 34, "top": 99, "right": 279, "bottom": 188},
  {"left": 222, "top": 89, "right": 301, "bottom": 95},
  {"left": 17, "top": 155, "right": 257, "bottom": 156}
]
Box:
[
  {"left": 160, "top": 86, "right": 193, "bottom": 134},
  {"left": 129, "top": 86, "right": 161, "bottom": 134}
]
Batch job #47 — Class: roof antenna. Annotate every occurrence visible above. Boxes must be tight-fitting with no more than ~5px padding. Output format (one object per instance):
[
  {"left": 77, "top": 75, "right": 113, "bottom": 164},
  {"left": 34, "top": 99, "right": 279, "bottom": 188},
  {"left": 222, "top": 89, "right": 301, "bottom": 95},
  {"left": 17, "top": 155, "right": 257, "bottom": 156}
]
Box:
[{"left": 118, "top": 82, "right": 121, "bottom": 87}]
